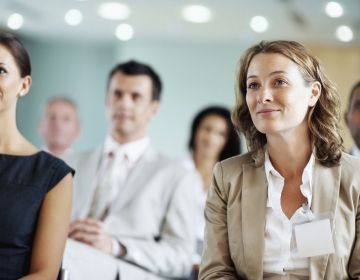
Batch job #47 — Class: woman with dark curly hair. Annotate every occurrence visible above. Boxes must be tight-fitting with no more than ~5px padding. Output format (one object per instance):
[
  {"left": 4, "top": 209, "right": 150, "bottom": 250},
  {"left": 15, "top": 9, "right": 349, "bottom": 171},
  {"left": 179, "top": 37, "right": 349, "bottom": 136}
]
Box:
[
  {"left": 186, "top": 106, "right": 240, "bottom": 265},
  {"left": 199, "top": 40, "right": 360, "bottom": 279}
]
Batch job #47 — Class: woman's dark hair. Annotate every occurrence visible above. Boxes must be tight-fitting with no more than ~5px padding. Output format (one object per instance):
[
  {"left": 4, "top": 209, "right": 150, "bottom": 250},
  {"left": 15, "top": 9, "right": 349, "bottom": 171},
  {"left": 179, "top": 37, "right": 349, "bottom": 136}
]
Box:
[
  {"left": 347, "top": 80, "right": 360, "bottom": 112},
  {"left": 0, "top": 32, "right": 31, "bottom": 77},
  {"left": 107, "top": 60, "right": 162, "bottom": 101},
  {"left": 188, "top": 106, "right": 241, "bottom": 161}
]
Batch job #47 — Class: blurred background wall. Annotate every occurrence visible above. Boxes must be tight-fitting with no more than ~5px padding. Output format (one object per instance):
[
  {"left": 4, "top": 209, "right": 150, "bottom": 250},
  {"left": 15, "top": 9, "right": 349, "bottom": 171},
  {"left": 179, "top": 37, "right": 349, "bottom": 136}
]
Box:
[
  {"left": 1, "top": 0, "right": 359, "bottom": 157},
  {"left": 17, "top": 38, "right": 116, "bottom": 152},
  {"left": 311, "top": 46, "right": 360, "bottom": 150}
]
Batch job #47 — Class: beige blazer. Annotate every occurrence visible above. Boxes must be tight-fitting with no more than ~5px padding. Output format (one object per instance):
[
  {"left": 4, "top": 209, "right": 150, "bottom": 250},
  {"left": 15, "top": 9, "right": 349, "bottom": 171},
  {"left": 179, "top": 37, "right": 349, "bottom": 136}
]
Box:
[
  {"left": 65, "top": 145, "right": 199, "bottom": 279},
  {"left": 199, "top": 152, "right": 360, "bottom": 280}
]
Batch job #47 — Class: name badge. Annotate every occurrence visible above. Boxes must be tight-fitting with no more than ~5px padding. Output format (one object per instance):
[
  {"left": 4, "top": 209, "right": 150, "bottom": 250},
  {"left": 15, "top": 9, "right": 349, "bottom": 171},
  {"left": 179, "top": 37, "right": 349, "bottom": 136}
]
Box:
[{"left": 294, "top": 218, "right": 335, "bottom": 258}]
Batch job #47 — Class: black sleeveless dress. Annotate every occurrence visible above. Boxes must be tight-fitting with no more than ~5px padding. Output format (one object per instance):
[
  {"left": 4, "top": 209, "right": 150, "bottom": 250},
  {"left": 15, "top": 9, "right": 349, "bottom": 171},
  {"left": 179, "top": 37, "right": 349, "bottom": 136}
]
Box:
[{"left": 0, "top": 151, "right": 74, "bottom": 279}]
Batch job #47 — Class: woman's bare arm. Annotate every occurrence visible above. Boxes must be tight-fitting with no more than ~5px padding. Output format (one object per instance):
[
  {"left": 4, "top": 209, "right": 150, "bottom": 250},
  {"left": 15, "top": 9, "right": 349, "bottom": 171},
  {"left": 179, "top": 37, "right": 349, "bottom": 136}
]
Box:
[{"left": 20, "top": 173, "right": 73, "bottom": 280}]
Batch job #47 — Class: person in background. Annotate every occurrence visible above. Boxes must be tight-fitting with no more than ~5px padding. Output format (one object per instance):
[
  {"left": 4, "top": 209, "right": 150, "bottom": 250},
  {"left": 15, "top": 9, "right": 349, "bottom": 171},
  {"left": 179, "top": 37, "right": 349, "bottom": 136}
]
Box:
[
  {"left": 199, "top": 40, "right": 360, "bottom": 279},
  {"left": 0, "top": 32, "right": 74, "bottom": 279},
  {"left": 64, "top": 60, "right": 198, "bottom": 280},
  {"left": 345, "top": 80, "right": 360, "bottom": 157},
  {"left": 38, "top": 96, "right": 80, "bottom": 157},
  {"left": 186, "top": 106, "right": 240, "bottom": 267}
]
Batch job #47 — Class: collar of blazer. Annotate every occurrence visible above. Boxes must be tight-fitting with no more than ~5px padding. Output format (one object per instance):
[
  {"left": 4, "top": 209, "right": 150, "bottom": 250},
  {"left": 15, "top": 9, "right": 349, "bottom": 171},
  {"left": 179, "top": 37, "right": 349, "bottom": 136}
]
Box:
[{"left": 240, "top": 155, "right": 340, "bottom": 279}]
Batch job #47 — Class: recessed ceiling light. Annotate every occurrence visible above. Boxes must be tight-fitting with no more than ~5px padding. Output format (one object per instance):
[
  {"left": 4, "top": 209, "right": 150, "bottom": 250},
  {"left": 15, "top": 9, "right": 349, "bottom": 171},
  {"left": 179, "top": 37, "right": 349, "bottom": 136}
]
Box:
[
  {"left": 250, "top": 16, "right": 268, "bottom": 33},
  {"left": 336, "top": 25, "right": 353, "bottom": 42},
  {"left": 115, "top": 23, "right": 134, "bottom": 41},
  {"left": 325, "top": 2, "right": 343, "bottom": 18},
  {"left": 65, "top": 9, "right": 83, "bottom": 26},
  {"left": 98, "top": 2, "right": 130, "bottom": 20},
  {"left": 181, "top": 5, "right": 212, "bottom": 23},
  {"left": 7, "top": 13, "right": 24, "bottom": 30}
]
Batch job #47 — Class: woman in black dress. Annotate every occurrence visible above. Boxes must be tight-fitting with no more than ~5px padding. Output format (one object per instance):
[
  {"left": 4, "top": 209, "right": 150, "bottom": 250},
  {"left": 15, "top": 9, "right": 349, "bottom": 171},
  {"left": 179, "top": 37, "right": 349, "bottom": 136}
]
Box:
[{"left": 0, "top": 33, "right": 74, "bottom": 279}]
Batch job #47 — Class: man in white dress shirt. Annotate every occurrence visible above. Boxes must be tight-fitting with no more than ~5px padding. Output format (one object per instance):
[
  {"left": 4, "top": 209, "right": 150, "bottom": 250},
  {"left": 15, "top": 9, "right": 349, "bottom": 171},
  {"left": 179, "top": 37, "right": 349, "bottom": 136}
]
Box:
[
  {"left": 38, "top": 97, "right": 80, "bottom": 157},
  {"left": 345, "top": 80, "right": 360, "bottom": 157},
  {"left": 64, "top": 60, "right": 197, "bottom": 280}
]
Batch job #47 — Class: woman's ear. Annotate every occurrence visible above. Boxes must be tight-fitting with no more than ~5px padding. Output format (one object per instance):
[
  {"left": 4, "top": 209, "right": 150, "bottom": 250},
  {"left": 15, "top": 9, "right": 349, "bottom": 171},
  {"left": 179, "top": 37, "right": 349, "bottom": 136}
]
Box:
[
  {"left": 18, "top": 75, "right": 32, "bottom": 97},
  {"left": 308, "top": 81, "right": 321, "bottom": 107}
]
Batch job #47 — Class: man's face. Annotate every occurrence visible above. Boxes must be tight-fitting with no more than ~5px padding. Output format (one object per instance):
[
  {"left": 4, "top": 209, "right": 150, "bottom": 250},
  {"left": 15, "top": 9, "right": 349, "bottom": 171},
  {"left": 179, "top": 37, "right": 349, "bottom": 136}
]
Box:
[
  {"left": 346, "top": 87, "right": 360, "bottom": 149},
  {"left": 39, "top": 101, "right": 80, "bottom": 151},
  {"left": 106, "top": 72, "right": 159, "bottom": 143}
]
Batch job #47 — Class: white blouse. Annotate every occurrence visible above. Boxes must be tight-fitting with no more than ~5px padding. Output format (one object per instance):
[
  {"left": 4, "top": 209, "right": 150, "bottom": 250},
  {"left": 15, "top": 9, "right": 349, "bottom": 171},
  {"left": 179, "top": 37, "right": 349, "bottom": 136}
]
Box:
[
  {"left": 182, "top": 155, "right": 206, "bottom": 264},
  {"left": 263, "top": 150, "right": 315, "bottom": 279}
]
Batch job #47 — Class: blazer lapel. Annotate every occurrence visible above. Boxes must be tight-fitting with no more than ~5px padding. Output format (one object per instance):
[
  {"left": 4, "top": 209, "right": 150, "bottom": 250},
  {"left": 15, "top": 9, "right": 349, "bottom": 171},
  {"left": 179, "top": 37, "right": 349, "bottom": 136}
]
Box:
[
  {"left": 78, "top": 147, "right": 104, "bottom": 219},
  {"left": 241, "top": 163, "right": 268, "bottom": 278},
  {"left": 309, "top": 161, "right": 341, "bottom": 279}
]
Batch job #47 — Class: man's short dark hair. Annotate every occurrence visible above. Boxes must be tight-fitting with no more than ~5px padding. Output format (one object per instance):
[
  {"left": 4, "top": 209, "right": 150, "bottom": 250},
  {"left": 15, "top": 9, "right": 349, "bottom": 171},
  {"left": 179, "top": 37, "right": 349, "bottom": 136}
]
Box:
[
  {"left": 107, "top": 60, "right": 162, "bottom": 101},
  {"left": 347, "top": 80, "right": 360, "bottom": 111}
]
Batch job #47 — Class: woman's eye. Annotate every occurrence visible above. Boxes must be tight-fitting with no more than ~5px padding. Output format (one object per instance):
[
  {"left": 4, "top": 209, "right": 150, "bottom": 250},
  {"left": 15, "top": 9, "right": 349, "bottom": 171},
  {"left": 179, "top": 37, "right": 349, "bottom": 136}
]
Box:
[
  {"left": 0, "top": 68, "right": 7, "bottom": 75},
  {"left": 247, "top": 82, "right": 259, "bottom": 90},
  {"left": 275, "top": 79, "right": 287, "bottom": 86}
]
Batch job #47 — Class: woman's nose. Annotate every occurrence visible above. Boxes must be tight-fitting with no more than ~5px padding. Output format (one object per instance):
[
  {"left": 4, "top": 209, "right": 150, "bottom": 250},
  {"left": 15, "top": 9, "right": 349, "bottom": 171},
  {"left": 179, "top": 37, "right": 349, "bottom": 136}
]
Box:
[{"left": 257, "top": 87, "right": 273, "bottom": 104}]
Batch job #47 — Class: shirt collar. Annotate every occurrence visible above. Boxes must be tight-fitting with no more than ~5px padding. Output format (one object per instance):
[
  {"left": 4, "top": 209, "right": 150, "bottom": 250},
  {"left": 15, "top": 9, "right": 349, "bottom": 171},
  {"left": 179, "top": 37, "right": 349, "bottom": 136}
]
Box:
[
  {"left": 264, "top": 150, "right": 282, "bottom": 182},
  {"left": 264, "top": 148, "right": 315, "bottom": 205},
  {"left": 103, "top": 135, "right": 150, "bottom": 164}
]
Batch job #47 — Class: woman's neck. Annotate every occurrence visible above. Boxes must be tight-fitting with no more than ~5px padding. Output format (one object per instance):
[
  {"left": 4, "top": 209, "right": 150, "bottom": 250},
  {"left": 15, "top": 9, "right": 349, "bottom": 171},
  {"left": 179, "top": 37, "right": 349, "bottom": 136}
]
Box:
[
  {"left": 0, "top": 114, "right": 36, "bottom": 155},
  {"left": 266, "top": 129, "right": 312, "bottom": 179}
]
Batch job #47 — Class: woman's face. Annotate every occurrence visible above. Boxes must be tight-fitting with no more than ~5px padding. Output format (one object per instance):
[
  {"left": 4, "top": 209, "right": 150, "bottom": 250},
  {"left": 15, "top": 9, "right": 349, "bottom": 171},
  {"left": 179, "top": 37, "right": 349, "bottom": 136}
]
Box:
[
  {"left": 245, "top": 53, "right": 320, "bottom": 137},
  {"left": 194, "top": 114, "right": 228, "bottom": 160},
  {"left": 0, "top": 44, "right": 29, "bottom": 111}
]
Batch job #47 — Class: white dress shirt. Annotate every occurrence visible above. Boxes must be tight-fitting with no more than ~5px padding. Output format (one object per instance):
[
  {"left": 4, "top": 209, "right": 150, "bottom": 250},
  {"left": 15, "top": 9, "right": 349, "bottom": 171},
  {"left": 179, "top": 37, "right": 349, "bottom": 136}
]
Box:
[
  {"left": 89, "top": 135, "right": 149, "bottom": 218},
  {"left": 263, "top": 150, "right": 315, "bottom": 279},
  {"left": 102, "top": 135, "right": 150, "bottom": 209},
  {"left": 97, "top": 135, "right": 150, "bottom": 256}
]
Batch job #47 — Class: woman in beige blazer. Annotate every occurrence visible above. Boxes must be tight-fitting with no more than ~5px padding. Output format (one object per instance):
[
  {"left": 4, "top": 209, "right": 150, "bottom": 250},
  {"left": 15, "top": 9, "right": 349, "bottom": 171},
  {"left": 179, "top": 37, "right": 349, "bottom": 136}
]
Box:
[{"left": 199, "top": 40, "right": 360, "bottom": 280}]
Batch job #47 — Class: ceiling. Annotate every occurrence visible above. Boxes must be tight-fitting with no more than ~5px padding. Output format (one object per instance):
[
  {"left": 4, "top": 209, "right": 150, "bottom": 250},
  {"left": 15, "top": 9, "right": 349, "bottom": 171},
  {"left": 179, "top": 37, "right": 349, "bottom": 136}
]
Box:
[{"left": 0, "top": 0, "right": 359, "bottom": 45}]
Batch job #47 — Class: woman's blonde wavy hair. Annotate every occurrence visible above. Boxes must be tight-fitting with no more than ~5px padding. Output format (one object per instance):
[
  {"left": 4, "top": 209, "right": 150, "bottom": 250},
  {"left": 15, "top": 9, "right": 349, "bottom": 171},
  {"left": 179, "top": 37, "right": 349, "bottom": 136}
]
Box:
[{"left": 232, "top": 40, "right": 343, "bottom": 167}]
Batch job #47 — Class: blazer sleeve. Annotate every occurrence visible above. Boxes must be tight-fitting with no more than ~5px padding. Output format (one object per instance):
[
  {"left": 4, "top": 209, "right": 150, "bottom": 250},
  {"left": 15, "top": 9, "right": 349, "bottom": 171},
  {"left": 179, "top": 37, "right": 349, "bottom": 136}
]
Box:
[
  {"left": 117, "top": 168, "right": 197, "bottom": 278},
  {"left": 198, "top": 162, "right": 240, "bottom": 280}
]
